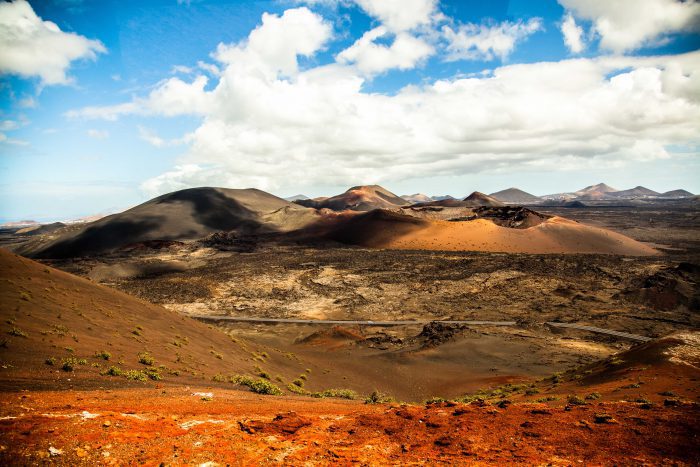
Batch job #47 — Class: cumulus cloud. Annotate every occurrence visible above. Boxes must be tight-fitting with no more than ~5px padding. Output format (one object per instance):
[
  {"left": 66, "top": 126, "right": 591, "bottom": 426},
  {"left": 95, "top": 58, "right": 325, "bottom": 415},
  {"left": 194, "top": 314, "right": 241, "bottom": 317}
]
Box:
[
  {"left": 0, "top": 0, "right": 105, "bottom": 85},
  {"left": 559, "top": 0, "right": 700, "bottom": 53},
  {"left": 354, "top": 0, "right": 438, "bottom": 32},
  {"left": 442, "top": 18, "right": 543, "bottom": 61},
  {"left": 138, "top": 126, "right": 190, "bottom": 148},
  {"left": 65, "top": 7, "right": 700, "bottom": 197},
  {"left": 66, "top": 75, "right": 213, "bottom": 120},
  {"left": 336, "top": 26, "right": 434, "bottom": 74},
  {"left": 561, "top": 12, "right": 584, "bottom": 53},
  {"left": 145, "top": 51, "right": 700, "bottom": 196},
  {"left": 213, "top": 7, "right": 332, "bottom": 77}
]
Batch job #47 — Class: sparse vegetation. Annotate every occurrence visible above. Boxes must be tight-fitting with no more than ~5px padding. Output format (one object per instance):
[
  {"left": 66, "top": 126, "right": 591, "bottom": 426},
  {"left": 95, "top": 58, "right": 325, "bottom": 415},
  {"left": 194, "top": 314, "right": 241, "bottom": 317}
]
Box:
[
  {"left": 102, "top": 366, "right": 123, "bottom": 376},
  {"left": 230, "top": 374, "right": 282, "bottom": 395},
  {"left": 567, "top": 395, "right": 587, "bottom": 406},
  {"left": 45, "top": 357, "right": 56, "bottom": 366},
  {"left": 585, "top": 392, "right": 601, "bottom": 400},
  {"left": 535, "top": 396, "right": 560, "bottom": 403},
  {"left": 425, "top": 396, "right": 448, "bottom": 405},
  {"left": 94, "top": 350, "right": 111, "bottom": 360},
  {"left": 8, "top": 327, "right": 27, "bottom": 338},
  {"left": 312, "top": 389, "right": 358, "bottom": 400},
  {"left": 138, "top": 352, "right": 154, "bottom": 365},
  {"left": 124, "top": 369, "right": 147, "bottom": 381},
  {"left": 212, "top": 373, "right": 226, "bottom": 382},
  {"left": 365, "top": 390, "right": 393, "bottom": 404},
  {"left": 61, "top": 357, "right": 86, "bottom": 372},
  {"left": 287, "top": 383, "right": 308, "bottom": 395}
]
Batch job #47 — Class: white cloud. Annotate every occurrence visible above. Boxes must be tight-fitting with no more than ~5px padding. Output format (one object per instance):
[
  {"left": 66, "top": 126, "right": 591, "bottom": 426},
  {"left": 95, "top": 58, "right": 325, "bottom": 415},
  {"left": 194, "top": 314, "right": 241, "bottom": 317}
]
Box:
[
  {"left": 197, "top": 61, "right": 220, "bottom": 76},
  {"left": 442, "top": 18, "right": 543, "bottom": 61},
  {"left": 559, "top": 0, "right": 700, "bottom": 53},
  {"left": 354, "top": 0, "right": 438, "bottom": 32},
  {"left": 66, "top": 75, "right": 213, "bottom": 120},
  {"left": 0, "top": 120, "right": 19, "bottom": 131},
  {"left": 87, "top": 129, "right": 109, "bottom": 139},
  {"left": 138, "top": 126, "right": 166, "bottom": 147},
  {"left": 62, "top": 8, "right": 700, "bottom": 198},
  {"left": 213, "top": 7, "right": 332, "bottom": 77},
  {"left": 171, "top": 65, "right": 194, "bottom": 75},
  {"left": 336, "top": 26, "right": 433, "bottom": 74},
  {"left": 561, "top": 12, "right": 584, "bottom": 53},
  {"left": 0, "top": 0, "right": 105, "bottom": 85},
  {"left": 146, "top": 51, "right": 700, "bottom": 196},
  {"left": 138, "top": 126, "right": 190, "bottom": 148}
]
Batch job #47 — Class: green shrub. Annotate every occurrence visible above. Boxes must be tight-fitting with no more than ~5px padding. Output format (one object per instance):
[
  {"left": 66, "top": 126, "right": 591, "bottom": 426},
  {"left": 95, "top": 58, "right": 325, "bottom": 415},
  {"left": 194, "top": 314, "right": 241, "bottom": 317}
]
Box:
[
  {"left": 525, "top": 388, "right": 540, "bottom": 395},
  {"left": 94, "top": 350, "right": 111, "bottom": 360},
  {"left": 247, "top": 379, "right": 282, "bottom": 395},
  {"left": 45, "top": 357, "right": 56, "bottom": 366},
  {"left": 567, "top": 395, "right": 587, "bottom": 406},
  {"left": 212, "top": 373, "right": 226, "bottom": 382},
  {"left": 585, "top": 392, "right": 601, "bottom": 400},
  {"left": 137, "top": 352, "right": 154, "bottom": 365},
  {"left": 230, "top": 374, "right": 282, "bottom": 395},
  {"left": 365, "top": 390, "right": 393, "bottom": 404},
  {"left": 61, "top": 357, "right": 81, "bottom": 372},
  {"left": 124, "top": 369, "right": 147, "bottom": 381},
  {"left": 292, "top": 378, "right": 305, "bottom": 387},
  {"left": 287, "top": 383, "right": 307, "bottom": 395},
  {"left": 312, "top": 389, "right": 357, "bottom": 400},
  {"left": 8, "top": 327, "right": 28, "bottom": 338},
  {"left": 535, "top": 396, "right": 559, "bottom": 403},
  {"left": 425, "top": 396, "right": 447, "bottom": 405},
  {"left": 102, "top": 366, "right": 123, "bottom": 376}
]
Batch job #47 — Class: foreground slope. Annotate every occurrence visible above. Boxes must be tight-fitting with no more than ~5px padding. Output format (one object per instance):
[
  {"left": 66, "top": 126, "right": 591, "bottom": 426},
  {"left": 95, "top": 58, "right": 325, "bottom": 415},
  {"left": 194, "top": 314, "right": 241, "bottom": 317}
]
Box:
[
  {"left": 0, "top": 249, "right": 297, "bottom": 389},
  {"left": 0, "top": 332, "right": 697, "bottom": 465},
  {"left": 322, "top": 209, "right": 658, "bottom": 255},
  {"left": 24, "top": 187, "right": 316, "bottom": 258}
]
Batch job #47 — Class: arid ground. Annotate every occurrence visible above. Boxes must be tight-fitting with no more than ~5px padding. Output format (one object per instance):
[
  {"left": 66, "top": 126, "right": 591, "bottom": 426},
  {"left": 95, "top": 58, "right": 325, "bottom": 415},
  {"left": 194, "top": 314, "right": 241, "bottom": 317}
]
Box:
[{"left": 1, "top": 202, "right": 698, "bottom": 464}]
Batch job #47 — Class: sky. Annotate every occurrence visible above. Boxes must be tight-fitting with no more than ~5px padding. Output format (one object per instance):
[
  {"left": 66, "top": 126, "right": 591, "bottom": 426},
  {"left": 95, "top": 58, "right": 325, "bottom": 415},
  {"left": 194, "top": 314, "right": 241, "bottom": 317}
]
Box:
[{"left": 0, "top": 0, "right": 699, "bottom": 222}]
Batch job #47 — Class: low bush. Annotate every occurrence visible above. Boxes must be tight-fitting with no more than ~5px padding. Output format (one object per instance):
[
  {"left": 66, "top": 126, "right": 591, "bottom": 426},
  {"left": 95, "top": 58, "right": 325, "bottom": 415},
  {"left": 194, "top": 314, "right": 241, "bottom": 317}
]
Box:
[
  {"left": 365, "top": 390, "right": 393, "bottom": 404},
  {"left": 230, "top": 374, "right": 282, "bottom": 395},
  {"left": 137, "top": 352, "right": 154, "bottom": 365},
  {"left": 567, "top": 395, "right": 587, "bottom": 406},
  {"left": 94, "top": 350, "right": 111, "bottom": 361},
  {"left": 312, "top": 389, "right": 357, "bottom": 400},
  {"left": 102, "top": 366, "right": 123, "bottom": 376}
]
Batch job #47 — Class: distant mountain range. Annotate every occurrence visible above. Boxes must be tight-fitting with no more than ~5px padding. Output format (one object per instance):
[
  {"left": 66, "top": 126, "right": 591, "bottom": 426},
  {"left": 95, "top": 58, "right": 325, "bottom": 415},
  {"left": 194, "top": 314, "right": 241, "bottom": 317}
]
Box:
[{"left": 538, "top": 183, "right": 694, "bottom": 202}]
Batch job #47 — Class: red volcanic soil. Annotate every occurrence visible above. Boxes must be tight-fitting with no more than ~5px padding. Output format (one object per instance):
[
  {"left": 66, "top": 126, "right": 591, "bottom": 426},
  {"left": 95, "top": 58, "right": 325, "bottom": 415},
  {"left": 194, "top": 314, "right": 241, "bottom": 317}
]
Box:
[
  {"left": 319, "top": 209, "right": 659, "bottom": 255},
  {"left": 0, "top": 388, "right": 697, "bottom": 465}
]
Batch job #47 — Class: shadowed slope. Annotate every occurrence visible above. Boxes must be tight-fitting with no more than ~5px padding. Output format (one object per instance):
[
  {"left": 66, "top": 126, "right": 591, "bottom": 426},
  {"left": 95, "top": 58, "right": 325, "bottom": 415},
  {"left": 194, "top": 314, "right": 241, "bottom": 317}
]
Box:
[
  {"left": 25, "top": 188, "right": 315, "bottom": 258},
  {"left": 0, "top": 248, "right": 301, "bottom": 389}
]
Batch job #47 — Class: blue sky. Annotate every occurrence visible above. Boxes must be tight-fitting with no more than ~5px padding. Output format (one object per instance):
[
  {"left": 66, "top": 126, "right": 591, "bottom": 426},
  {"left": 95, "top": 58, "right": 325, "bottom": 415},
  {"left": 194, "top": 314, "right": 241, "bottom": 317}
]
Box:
[{"left": 1, "top": 0, "right": 699, "bottom": 222}]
